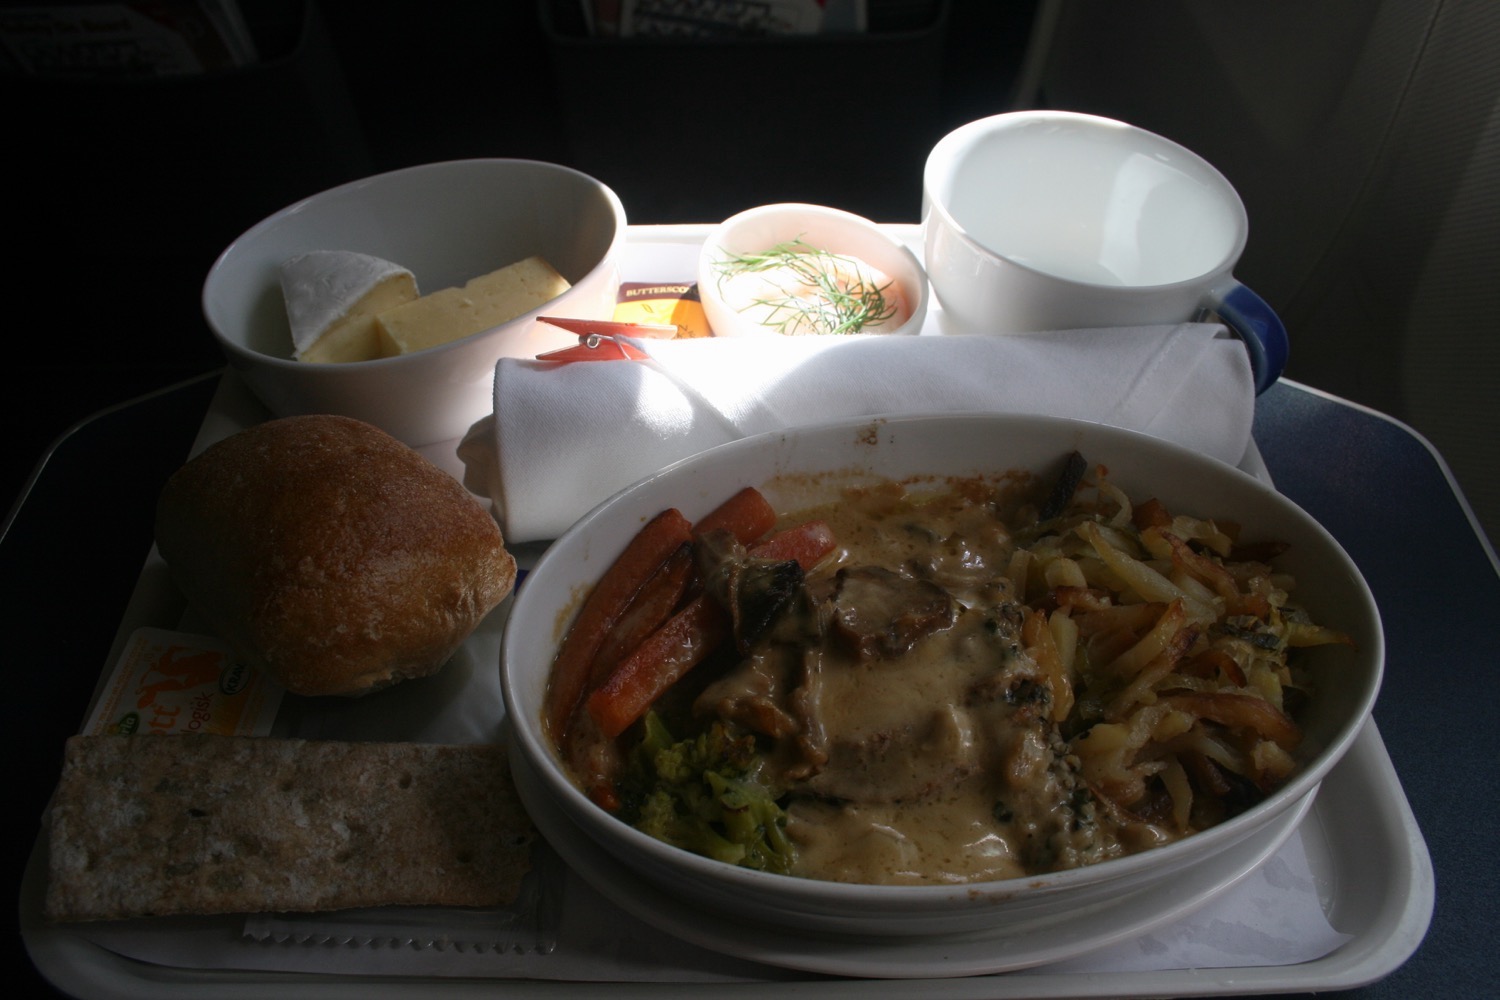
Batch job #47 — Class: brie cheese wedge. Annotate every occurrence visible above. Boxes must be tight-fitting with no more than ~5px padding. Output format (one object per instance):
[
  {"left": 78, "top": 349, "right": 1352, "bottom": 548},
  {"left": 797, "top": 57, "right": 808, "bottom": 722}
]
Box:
[{"left": 280, "top": 251, "right": 419, "bottom": 363}]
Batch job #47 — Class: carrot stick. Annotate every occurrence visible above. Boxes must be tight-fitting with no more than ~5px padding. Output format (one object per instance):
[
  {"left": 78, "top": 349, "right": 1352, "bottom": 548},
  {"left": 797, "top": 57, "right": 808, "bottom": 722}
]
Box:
[
  {"left": 564, "top": 709, "right": 625, "bottom": 811},
  {"left": 549, "top": 490, "right": 770, "bottom": 747},
  {"left": 751, "top": 519, "right": 837, "bottom": 569},
  {"left": 587, "top": 595, "right": 729, "bottom": 739},
  {"left": 544, "top": 508, "right": 693, "bottom": 741},
  {"left": 692, "top": 486, "right": 777, "bottom": 544},
  {"left": 584, "top": 518, "right": 839, "bottom": 740},
  {"left": 590, "top": 541, "right": 696, "bottom": 681}
]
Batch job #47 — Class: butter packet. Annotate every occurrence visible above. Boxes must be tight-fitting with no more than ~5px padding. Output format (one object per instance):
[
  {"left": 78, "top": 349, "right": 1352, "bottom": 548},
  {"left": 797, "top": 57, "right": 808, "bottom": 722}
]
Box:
[
  {"left": 83, "top": 627, "right": 283, "bottom": 737},
  {"left": 613, "top": 281, "right": 712, "bottom": 338}
]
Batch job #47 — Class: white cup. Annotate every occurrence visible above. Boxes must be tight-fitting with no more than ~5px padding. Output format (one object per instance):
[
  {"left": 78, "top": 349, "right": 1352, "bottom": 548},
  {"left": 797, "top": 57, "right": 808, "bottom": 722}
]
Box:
[{"left": 922, "top": 111, "right": 1287, "bottom": 393}]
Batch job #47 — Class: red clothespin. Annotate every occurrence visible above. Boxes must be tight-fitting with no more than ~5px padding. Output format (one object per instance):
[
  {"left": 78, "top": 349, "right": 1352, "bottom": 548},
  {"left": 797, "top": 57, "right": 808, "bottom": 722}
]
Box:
[{"left": 533, "top": 317, "right": 674, "bottom": 363}]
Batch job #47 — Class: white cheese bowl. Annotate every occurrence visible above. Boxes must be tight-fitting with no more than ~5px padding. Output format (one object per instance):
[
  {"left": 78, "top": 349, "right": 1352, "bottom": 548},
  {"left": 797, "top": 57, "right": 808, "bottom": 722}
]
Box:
[
  {"left": 697, "top": 203, "right": 929, "bottom": 339},
  {"left": 500, "top": 412, "right": 1383, "bottom": 966},
  {"left": 202, "top": 159, "right": 627, "bottom": 446}
]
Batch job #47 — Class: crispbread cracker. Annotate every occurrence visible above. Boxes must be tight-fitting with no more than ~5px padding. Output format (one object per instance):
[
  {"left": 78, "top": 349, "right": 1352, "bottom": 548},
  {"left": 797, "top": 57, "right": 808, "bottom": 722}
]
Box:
[{"left": 44, "top": 734, "right": 536, "bottom": 923}]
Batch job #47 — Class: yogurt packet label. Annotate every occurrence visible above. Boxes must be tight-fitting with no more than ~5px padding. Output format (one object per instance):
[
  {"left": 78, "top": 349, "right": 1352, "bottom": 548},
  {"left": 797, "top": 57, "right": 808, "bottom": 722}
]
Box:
[{"left": 83, "top": 627, "right": 283, "bottom": 737}]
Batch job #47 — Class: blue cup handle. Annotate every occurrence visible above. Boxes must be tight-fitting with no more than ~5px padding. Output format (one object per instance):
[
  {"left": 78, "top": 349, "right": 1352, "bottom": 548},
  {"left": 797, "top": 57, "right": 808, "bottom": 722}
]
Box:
[{"left": 1209, "top": 281, "right": 1288, "bottom": 395}]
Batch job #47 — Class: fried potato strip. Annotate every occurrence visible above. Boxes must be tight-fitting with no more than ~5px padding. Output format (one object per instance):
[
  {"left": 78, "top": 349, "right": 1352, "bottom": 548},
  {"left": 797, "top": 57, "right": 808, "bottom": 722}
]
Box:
[{"left": 1042, "top": 468, "right": 1351, "bottom": 834}]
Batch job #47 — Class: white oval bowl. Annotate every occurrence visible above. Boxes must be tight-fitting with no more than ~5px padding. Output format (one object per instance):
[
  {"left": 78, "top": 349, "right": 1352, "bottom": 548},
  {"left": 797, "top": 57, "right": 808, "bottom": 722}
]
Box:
[
  {"left": 202, "top": 159, "right": 627, "bottom": 446},
  {"left": 501, "top": 413, "right": 1383, "bottom": 939},
  {"left": 697, "top": 203, "right": 929, "bottom": 338}
]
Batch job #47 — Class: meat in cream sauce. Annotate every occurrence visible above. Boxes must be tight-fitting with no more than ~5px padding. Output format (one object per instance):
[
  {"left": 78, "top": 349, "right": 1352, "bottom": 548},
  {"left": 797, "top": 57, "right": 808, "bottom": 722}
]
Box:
[{"left": 694, "top": 481, "right": 1128, "bottom": 884}]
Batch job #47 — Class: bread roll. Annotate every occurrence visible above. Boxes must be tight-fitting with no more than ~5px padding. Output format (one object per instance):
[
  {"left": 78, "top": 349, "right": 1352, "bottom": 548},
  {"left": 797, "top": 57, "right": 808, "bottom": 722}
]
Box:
[{"left": 154, "top": 414, "right": 516, "bottom": 696}]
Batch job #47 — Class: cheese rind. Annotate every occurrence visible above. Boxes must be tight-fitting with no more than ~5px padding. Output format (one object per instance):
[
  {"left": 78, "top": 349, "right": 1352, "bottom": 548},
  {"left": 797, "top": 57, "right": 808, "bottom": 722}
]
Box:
[
  {"left": 279, "top": 251, "right": 418, "bottom": 363},
  {"left": 375, "top": 255, "right": 571, "bottom": 356}
]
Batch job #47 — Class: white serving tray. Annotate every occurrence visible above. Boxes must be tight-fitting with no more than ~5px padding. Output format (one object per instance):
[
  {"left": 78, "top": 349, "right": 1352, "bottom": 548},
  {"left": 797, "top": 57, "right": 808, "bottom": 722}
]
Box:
[
  {"left": 16, "top": 706, "right": 1439, "bottom": 997},
  {"left": 20, "top": 225, "right": 1434, "bottom": 997}
]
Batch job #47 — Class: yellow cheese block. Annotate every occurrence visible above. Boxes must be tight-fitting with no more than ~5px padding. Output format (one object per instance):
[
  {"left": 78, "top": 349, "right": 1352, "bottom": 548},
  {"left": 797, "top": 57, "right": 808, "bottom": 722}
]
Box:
[
  {"left": 300, "top": 274, "right": 418, "bottom": 363},
  {"left": 376, "top": 256, "right": 571, "bottom": 356}
]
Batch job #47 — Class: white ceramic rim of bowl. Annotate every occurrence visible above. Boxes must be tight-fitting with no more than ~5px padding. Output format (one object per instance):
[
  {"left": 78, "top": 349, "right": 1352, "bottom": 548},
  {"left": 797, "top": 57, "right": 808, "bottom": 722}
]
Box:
[
  {"left": 202, "top": 157, "right": 628, "bottom": 369},
  {"left": 503, "top": 411, "right": 1383, "bottom": 916},
  {"left": 697, "top": 202, "right": 929, "bottom": 337},
  {"left": 921, "top": 110, "right": 1249, "bottom": 292}
]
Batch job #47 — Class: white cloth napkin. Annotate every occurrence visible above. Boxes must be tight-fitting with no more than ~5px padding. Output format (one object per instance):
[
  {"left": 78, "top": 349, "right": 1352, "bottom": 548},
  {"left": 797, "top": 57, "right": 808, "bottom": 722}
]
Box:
[{"left": 460, "top": 324, "right": 1254, "bottom": 543}]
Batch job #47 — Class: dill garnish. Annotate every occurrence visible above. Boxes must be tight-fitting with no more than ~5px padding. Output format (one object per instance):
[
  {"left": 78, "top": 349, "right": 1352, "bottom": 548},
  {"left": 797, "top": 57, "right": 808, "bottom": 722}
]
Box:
[{"left": 712, "top": 238, "right": 900, "bottom": 335}]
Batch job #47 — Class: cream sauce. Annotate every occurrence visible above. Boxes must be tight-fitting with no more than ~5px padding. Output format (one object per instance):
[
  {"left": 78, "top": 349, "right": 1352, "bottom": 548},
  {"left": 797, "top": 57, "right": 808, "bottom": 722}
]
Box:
[{"left": 697, "top": 482, "right": 1125, "bottom": 885}]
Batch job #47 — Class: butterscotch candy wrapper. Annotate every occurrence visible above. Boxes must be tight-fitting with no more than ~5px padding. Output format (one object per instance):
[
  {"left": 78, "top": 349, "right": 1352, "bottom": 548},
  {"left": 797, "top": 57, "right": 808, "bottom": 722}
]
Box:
[{"left": 614, "top": 281, "right": 712, "bottom": 338}]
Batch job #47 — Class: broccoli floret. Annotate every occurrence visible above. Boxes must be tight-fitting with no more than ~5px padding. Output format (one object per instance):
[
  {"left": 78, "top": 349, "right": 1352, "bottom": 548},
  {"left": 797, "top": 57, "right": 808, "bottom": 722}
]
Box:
[{"left": 618, "top": 712, "right": 794, "bottom": 874}]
